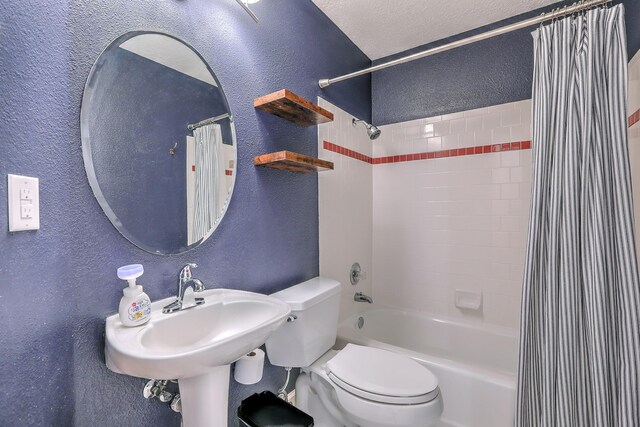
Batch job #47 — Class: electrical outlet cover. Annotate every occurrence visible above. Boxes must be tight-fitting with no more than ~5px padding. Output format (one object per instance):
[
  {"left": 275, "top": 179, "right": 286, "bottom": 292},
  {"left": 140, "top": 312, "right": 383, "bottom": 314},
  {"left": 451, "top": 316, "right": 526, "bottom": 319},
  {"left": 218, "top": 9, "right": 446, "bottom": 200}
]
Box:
[{"left": 8, "top": 174, "right": 40, "bottom": 232}]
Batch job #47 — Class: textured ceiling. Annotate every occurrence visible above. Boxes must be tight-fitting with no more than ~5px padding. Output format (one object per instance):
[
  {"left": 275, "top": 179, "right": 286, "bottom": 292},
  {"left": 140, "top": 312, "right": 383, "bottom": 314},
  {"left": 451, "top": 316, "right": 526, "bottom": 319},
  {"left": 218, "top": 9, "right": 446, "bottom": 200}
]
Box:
[{"left": 312, "top": 0, "right": 560, "bottom": 60}]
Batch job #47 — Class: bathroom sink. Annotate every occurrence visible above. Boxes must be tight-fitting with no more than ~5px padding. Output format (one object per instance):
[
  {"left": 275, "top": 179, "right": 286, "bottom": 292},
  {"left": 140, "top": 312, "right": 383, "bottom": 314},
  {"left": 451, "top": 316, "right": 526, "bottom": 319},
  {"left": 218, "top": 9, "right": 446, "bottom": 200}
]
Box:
[
  {"left": 105, "top": 288, "right": 290, "bottom": 427},
  {"left": 105, "top": 288, "right": 290, "bottom": 379}
]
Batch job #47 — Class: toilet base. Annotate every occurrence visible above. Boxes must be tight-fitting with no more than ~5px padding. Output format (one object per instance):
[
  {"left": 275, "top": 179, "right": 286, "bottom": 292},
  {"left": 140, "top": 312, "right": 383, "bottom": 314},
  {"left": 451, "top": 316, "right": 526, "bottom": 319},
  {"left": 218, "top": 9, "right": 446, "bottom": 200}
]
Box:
[{"left": 295, "top": 372, "right": 355, "bottom": 427}]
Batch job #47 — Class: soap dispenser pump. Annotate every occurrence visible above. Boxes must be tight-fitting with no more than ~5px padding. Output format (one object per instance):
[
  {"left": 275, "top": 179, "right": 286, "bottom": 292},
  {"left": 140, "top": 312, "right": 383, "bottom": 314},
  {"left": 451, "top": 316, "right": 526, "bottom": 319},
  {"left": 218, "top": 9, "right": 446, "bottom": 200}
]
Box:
[{"left": 117, "top": 264, "right": 152, "bottom": 327}]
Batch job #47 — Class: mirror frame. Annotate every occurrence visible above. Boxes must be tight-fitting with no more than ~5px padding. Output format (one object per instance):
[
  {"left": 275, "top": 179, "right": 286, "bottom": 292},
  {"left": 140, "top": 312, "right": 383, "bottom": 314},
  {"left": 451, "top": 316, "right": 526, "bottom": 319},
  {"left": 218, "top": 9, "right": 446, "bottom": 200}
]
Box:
[{"left": 80, "top": 30, "right": 237, "bottom": 255}]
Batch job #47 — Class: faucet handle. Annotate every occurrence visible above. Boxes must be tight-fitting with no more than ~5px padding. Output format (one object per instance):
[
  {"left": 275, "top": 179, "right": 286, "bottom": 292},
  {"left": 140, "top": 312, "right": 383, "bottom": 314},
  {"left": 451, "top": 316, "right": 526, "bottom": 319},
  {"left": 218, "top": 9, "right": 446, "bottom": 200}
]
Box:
[{"left": 179, "top": 263, "right": 198, "bottom": 282}]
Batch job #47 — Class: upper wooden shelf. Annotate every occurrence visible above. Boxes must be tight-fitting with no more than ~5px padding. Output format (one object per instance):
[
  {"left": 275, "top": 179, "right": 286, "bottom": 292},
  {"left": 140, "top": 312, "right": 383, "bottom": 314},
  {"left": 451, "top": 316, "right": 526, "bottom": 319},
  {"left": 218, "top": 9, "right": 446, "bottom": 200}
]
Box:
[
  {"left": 254, "top": 89, "right": 334, "bottom": 127},
  {"left": 253, "top": 151, "right": 334, "bottom": 173}
]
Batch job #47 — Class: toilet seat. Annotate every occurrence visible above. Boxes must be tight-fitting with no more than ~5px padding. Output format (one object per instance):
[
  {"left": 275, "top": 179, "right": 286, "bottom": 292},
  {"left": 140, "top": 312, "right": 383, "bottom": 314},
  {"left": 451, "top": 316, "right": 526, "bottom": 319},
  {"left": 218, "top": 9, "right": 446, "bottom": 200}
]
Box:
[
  {"left": 324, "top": 344, "right": 439, "bottom": 405},
  {"left": 328, "top": 373, "right": 439, "bottom": 405}
]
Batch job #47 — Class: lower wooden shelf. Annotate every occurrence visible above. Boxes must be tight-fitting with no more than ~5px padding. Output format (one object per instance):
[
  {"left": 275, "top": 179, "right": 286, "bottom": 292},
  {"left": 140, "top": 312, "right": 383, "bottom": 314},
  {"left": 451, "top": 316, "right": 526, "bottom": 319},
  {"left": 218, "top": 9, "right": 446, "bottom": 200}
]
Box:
[{"left": 253, "top": 151, "right": 334, "bottom": 173}]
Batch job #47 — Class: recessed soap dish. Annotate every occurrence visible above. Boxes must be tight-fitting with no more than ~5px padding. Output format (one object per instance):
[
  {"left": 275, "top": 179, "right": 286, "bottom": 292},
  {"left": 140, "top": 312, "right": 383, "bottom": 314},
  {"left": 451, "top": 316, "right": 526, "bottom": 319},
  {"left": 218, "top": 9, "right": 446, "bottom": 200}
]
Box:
[{"left": 455, "top": 289, "right": 482, "bottom": 310}]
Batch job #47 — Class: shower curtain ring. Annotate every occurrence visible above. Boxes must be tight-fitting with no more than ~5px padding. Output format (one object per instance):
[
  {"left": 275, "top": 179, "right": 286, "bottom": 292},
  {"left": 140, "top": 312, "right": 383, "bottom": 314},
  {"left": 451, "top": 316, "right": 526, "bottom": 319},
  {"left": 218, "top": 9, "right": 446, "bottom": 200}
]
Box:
[{"left": 577, "top": 0, "right": 582, "bottom": 17}]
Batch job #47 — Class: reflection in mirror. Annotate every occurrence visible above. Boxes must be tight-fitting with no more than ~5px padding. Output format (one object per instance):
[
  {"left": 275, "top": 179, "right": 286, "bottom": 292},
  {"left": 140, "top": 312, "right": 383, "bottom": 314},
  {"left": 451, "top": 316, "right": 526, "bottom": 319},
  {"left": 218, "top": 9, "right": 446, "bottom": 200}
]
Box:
[{"left": 81, "top": 32, "right": 237, "bottom": 255}]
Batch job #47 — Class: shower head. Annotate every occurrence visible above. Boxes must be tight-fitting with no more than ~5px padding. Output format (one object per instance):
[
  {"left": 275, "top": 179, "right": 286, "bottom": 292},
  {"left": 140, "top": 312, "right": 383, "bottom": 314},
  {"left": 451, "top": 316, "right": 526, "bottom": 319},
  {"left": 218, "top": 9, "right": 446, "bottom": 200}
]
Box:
[{"left": 352, "top": 118, "right": 381, "bottom": 140}]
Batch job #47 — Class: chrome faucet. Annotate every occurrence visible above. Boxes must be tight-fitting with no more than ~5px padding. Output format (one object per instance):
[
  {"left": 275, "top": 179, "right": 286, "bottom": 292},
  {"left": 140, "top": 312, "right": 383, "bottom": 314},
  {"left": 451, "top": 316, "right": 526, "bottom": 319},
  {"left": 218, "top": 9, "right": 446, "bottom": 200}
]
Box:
[
  {"left": 162, "top": 263, "right": 206, "bottom": 314},
  {"left": 354, "top": 292, "right": 373, "bottom": 304}
]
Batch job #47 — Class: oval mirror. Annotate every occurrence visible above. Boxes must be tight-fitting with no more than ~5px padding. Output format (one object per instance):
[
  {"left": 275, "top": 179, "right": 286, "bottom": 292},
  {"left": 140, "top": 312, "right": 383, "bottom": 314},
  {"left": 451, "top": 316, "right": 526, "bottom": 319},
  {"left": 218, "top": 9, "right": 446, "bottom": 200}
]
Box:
[{"left": 81, "top": 31, "right": 237, "bottom": 255}]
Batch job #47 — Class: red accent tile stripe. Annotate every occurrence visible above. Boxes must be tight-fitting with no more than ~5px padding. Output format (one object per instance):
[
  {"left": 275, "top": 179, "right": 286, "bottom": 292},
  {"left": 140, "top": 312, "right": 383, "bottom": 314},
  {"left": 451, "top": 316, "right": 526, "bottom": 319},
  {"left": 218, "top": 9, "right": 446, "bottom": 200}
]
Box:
[
  {"left": 225, "top": 169, "right": 233, "bottom": 176},
  {"left": 323, "top": 140, "right": 374, "bottom": 164},
  {"left": 630, "top": 108, "right": 640, "bottom": 128},
  {"left": 324, "top": 140, "right": 532, "bottom": 165}
]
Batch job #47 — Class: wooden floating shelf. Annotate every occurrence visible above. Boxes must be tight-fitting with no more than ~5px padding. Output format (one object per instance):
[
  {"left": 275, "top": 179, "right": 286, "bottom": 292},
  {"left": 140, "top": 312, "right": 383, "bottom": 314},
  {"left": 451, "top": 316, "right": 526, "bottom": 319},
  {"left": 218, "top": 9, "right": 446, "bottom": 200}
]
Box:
[
  {"left": 254, "top": 89, "right": 334, "bottom": 127},
  {"left": 253, "top": 151, "right": 334, "bottom": 173}
]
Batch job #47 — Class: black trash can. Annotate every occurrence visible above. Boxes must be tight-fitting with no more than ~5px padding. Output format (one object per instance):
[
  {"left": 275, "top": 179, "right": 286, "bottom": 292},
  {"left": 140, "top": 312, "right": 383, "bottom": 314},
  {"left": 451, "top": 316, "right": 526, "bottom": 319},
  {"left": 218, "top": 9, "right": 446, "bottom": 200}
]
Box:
[{"left": 238, "top": 391, "right": 314, "bottom": 427}]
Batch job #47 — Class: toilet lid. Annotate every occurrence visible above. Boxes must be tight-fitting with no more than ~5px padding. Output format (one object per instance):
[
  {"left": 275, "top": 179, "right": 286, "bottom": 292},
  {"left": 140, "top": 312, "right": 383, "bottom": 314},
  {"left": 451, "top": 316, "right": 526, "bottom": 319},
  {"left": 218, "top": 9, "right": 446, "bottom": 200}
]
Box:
[{"left": 325, "top": 344, "right": 439, "bottom": 404}]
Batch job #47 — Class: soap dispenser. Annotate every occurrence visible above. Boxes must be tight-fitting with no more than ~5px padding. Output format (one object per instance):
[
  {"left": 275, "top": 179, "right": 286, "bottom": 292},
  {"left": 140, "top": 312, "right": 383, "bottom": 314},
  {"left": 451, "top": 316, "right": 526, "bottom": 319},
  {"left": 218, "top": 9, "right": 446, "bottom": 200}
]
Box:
[{"left": 117, "top": 264, "right": 152, "bottom": 327}]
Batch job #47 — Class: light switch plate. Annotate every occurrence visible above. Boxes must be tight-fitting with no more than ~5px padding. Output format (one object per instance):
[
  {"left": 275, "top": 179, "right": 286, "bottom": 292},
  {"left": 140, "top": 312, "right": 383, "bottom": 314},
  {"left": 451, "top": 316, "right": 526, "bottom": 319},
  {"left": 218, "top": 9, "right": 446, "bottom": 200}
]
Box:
[{"left": 8, "top": 174, "right": 40, "bottom": 232}]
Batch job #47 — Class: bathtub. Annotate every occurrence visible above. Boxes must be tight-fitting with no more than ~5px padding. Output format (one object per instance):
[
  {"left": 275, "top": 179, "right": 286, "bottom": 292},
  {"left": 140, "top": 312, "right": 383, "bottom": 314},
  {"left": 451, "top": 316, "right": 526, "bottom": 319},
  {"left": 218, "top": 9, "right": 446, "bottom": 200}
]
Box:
[{"left": 336, "top": 307, "right": 518, "bottom": 427}]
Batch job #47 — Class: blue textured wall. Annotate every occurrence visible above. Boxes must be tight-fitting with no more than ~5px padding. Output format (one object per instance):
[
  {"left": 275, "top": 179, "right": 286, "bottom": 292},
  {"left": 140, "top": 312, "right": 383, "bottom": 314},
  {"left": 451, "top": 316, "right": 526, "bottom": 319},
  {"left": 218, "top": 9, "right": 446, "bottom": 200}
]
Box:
[
  {"left": 0, "top": 0, "right": 370, "bottom": 425},
  {"left": 372, "top": 0, "right": 640, "bottom": 125}
]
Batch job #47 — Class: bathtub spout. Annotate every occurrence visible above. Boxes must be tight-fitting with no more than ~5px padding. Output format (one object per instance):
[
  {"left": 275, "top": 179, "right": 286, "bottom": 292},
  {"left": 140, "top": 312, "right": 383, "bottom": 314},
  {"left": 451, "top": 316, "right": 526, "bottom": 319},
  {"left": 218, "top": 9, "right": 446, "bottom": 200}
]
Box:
[{"left": 354, "top": 292, "right": 373, "bottom": 303}]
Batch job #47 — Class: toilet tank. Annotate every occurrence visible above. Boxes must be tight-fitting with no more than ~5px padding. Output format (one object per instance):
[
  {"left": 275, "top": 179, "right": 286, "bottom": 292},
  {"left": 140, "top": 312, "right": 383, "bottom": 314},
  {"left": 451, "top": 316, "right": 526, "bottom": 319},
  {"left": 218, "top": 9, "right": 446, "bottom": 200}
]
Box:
[{"left": 265, "top": 277, "right": 341, "bottom": 368}]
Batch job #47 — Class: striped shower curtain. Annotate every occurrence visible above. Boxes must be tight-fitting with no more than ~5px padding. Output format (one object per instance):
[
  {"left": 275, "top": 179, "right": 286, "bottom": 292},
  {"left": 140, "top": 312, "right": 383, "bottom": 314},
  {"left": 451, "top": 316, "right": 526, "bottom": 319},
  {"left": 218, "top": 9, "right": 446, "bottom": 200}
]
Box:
[
  {"left": 516, "top": 5, "right": 640, "bottom": 426},
  {"left": 191, "top": 123, "right": 221, "bottom": 243}
]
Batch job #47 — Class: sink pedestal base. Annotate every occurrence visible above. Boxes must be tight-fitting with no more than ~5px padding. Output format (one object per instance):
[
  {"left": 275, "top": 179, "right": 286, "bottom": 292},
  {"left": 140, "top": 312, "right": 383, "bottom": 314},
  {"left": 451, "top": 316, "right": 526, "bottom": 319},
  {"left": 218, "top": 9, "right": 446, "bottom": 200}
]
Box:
[{"left": 179, "top": 365, "right": 230, "bottom": 427}]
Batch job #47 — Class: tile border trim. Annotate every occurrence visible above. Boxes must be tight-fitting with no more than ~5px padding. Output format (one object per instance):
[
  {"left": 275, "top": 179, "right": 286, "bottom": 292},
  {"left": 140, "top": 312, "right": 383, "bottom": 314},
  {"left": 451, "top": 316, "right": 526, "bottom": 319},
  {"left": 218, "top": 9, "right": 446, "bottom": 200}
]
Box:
[
  {"left": 323, "top": 140, "right": 531, "bottom": 165},
  {"left": 323, "top": 141, "right": 373, "bottom": 164},
  {"left": 630, "top": 108, "right": 640, "bottom": 128}
]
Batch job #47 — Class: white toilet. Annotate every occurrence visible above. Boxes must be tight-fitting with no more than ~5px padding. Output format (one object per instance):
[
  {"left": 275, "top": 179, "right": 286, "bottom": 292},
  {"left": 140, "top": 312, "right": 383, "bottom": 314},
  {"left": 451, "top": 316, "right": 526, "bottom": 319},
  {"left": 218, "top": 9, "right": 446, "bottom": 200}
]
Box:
[{"left": 265, "top": 277, "right": 443, "bottom": 427}]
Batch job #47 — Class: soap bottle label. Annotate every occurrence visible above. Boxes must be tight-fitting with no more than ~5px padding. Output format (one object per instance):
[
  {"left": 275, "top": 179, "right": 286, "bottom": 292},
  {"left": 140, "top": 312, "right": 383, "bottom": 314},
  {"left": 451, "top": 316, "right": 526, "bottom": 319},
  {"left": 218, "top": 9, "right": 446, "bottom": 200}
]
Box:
[{"left": 128, "top": 299, "right": 151, "bottom": 322}]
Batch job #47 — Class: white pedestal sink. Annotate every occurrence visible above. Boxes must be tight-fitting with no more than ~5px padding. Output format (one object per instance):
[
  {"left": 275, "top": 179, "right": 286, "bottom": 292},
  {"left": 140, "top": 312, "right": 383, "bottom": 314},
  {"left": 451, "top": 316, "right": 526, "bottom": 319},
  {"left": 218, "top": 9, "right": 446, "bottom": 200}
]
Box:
[{"left": 105, "top": 288, "right": 291, "bottom": 427}]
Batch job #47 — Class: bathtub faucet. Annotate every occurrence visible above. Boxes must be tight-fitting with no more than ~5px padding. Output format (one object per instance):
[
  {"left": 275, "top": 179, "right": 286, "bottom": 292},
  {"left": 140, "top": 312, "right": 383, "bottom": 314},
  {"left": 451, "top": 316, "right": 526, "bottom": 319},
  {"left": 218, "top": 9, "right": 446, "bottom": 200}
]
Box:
[{"left": 354, "top": 292, "right": 373, "bottom": 304}]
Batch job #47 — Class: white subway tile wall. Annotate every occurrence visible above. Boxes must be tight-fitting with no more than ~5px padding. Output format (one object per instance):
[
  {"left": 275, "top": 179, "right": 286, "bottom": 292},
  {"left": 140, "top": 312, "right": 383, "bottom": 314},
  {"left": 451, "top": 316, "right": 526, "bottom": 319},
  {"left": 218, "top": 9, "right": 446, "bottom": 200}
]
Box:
[
  {"left": 373, "top": 100, "right": 532, "bottom": 159},
  {"left": 319, "top": 56, "right": 640, "bottom": 331},
  {"left": 630, "top": 51, "right": 640, "bottom": 116},
  {"left": 627, "top": 51, "right": 640, "bottom": 265},
  {"left": 317, "top": 98, "right": 373, "bottom": 321},
  {"left": 373, "top": 100, "right": 533, "bottom": 329}
]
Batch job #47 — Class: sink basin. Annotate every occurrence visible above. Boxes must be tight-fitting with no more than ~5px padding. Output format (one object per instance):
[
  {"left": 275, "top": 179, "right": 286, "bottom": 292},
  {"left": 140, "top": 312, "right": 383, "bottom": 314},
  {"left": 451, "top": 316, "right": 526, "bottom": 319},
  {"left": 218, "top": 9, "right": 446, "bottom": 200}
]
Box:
[
  {"left": 106, "top": 288, "right": 290, "bottom": 379},
  {"left": 105, "top": 288, "right": 291, "bottom": 427}
]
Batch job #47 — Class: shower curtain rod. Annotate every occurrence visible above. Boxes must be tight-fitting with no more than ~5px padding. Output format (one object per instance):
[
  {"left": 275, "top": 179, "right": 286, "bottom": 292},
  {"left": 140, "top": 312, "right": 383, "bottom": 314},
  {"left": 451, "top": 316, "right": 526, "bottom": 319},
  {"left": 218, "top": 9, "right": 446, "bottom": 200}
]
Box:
[
  {"left": 187, "top": 113, "right": 232, "bottom": 131},
  {"left": 318, "top": 0, "right": 610, "bottom": 88}
]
